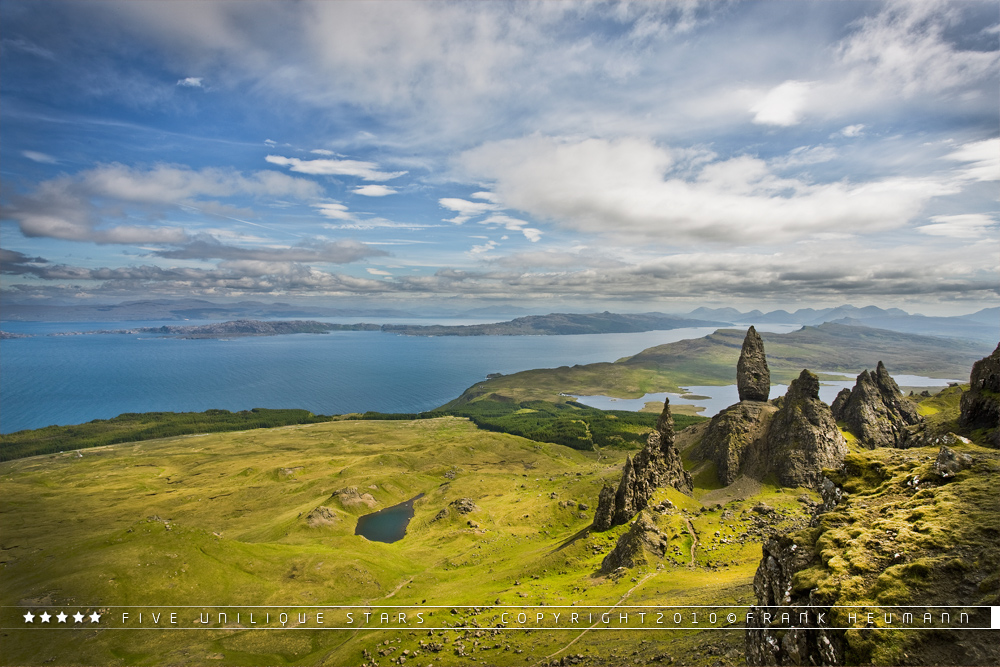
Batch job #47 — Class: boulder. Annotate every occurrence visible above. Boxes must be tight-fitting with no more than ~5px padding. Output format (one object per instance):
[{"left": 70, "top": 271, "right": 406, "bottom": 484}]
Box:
[
  {"left": 935, "top": 445, "right": 974, "bottom": 478},
  {"left": 765, "top": 370, "right": 848, "bottom": 487},
  {"left": 838, "top": 362, "right": 922, "bottom": 448},
  {"left": 737, "top": 326, "right": 771, "bottom": 402}
]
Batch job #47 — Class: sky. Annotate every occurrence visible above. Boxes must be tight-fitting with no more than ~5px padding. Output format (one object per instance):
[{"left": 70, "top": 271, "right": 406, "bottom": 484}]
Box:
[{"left": 0, "top": 0, "right": 997, "bottom": 316}]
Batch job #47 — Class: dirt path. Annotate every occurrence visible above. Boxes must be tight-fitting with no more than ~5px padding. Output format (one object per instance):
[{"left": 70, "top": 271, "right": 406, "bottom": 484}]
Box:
[
  {"left": 683, "top": 516, "right": 699, "bottom": 567},
  {"left": 532, "top": 570, "right": 660, "bottom": 667}
]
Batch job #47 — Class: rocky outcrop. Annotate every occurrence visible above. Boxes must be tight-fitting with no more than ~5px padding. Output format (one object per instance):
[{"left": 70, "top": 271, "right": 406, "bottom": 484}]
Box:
[
  {"left": 697, "top": 401, "right": 776, "bottom": 485},
  {"left": 836, "top": 361, "right": 922, "bottom": 448},
  {"left": 333, "top": 487, "right": 378, "bottom": 508},
  {"left": 960, "top": 342, "right": 1000, "bottom": 447},
  {"left": 592, "top": 398, "right": 692, "bottom": 531},
  {"left": 600, "top": 513, "right": 670, "bottom": 572},
  {"left": 738, "top": 326, "right": 771, "bottom": 402},
  {"left": 935, "top": 444, "right": 974, "bottom": 478},
  {"left": 450, "top": 498, "right": 479, "bottom": 514},
  {"left": 830, "top": 388, "right": 851, "bottom": 421},
  {"left": 765, "top": 370, "right": 848, "bottom": 488},
  {"left": 305, "top": 506, "right": 339, "bottom": 527},
  {"left": 746, "top": 535, "right": 843, "bottom": 666}
]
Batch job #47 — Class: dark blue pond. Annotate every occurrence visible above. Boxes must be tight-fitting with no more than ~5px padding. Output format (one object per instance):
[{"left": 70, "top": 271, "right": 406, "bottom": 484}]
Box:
[{"left": 355, "top": 493, "right": 424, "bottom": 543}]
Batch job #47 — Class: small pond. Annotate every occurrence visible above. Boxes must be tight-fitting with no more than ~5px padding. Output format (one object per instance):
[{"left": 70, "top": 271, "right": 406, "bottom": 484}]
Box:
[{"left": 355, "top": 493, "right": 424, "bottom": 543}]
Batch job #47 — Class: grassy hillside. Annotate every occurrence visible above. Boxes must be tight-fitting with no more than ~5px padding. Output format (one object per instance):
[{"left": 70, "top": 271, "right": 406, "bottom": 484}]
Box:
[
  {"left": 448, "top": 323, "right": 992, "bottom": 406},
  {"left": 1, "top": 417, "right": 808, "bottom": 666}
]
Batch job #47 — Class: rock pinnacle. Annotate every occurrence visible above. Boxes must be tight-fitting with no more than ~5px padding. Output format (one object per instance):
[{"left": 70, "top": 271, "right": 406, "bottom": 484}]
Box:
[{"left": 737, "top": 326, "right": 770, "bottom": 402}]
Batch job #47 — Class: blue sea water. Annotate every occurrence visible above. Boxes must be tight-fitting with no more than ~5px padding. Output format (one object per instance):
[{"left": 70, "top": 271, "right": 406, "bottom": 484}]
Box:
[{"left": 1, "top": 321, "right": 765, "bottom": 434}]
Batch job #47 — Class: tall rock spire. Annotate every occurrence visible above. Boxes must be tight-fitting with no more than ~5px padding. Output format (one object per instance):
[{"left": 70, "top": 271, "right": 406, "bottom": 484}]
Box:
[
  {"left": 591, "top": 397, "right": 692, "bottom": 531},
  {"left": 737, "top": 326, "right": 770, "bottom": 402}
]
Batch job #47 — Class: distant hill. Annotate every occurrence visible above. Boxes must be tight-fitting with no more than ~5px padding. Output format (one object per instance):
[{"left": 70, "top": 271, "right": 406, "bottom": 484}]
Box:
[
  {"left": 447, "top": 322, "right": 994, "bottom": 408},
  {"left": 382, "top": 312, "right": 726, "bottom": 336},
  {"left": 685, "top": 305, "right": 999, "bottom": 344}
]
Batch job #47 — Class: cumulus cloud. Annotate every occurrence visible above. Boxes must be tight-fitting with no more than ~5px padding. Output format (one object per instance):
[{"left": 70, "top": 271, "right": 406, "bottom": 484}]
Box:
[
  {"left": 176, "top": 77, "right": 203, "bottom": 87},
  {"left": 265, "top": 155, "right": 406, "bottom": 181},
  {"left": 459, "top": 136, "right": 960, "bottom": 244},
  {"left": 2, "top": 163, "right": 324, "bottom": 245},
  {"left": 353, "top": 184, "right": 397, "bottom": 196},
  {"left": 750, "top": 80, "right": 812, "bottom": 126}
]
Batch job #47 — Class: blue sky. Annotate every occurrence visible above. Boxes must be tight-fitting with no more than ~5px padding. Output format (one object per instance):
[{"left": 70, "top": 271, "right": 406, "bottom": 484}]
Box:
[{"left": 1, "top": 0, "right": 997, "bottom": 315}]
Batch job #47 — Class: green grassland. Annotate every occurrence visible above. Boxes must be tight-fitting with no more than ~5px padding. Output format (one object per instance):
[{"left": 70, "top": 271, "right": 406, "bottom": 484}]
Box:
[{"left": 1, "top": 417, "right": 812, "bottom": 666}]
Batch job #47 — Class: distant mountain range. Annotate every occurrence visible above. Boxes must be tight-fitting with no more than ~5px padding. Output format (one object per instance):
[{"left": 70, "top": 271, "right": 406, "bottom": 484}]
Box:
[
  {"left": 685, "top": 305, "right": 999, "bottom": 343},
  {"left": 2, "top": 298, "right": 996, "bottom": 344}
]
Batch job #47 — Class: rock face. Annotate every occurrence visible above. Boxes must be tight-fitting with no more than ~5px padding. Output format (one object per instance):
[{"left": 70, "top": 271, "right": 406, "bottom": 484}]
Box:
[
  {"left": 765, "top": 370, "right": 848, "bottom": 487},
  {"left": 737, "top": 326, "right": 771, "bottom": 402},
  {"left": 745, "top": 535, "right": 843, "bottom": 666},
  {"left": 600, "top": 513, "right": 670, "bottom": 572},
  {"left": 697, "top": 401, "right": 777, "bottom": 485},
  {"left": 960, "top": 342, "right": 1000, "bottom": 447},
  {"left": 834, "top": 361, "right": 922, "bottom": 448},
  {"left": 592, "top": 398, "right": 692, "bottom": 531}
]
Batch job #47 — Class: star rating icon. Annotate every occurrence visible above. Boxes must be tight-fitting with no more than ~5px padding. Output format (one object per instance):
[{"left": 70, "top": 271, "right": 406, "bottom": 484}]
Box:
[{"left": 24, "top": 609, "right": 101, "bottom": 624}]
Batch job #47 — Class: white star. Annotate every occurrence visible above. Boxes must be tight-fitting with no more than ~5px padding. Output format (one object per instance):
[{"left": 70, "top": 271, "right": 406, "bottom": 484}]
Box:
[
  {"left": 23, "top": 611, "right": 35, "bottom": 623},
  {"left": 40, "top": 612, "right": 51, "bottom": 623},
  {"left": 56, "top": 612, "right": 68, "bottom": 623},
  {"left": 89, "top": 611, "right": 101, "bottom": 623},
  {"left": 73, "top": 612, "right": 84, "bottom": 623}
]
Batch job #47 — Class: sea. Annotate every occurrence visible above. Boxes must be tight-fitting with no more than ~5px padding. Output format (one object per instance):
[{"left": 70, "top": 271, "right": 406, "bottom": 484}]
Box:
[{"left": 0, "top": 320, "right": 957, "bottom": 435}]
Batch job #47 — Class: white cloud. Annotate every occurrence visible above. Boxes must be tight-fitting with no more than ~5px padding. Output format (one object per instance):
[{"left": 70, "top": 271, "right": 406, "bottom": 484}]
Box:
[
  {"left": 313, "top": 202, "right": 353, "bottom": 220},
  {"left": 522, "top": 228, "right": 542, "bottom": 243},
  {"left": 311, "top": 149, "right": 335, "bottom": 156},
  {"left": 3, "top": 164, "right": 323, "bottom": 245},
  {"left": 750, "top": 80, "right": 812, "bottom": 126},
  {"left": 460, "top": 135, "right": 961, "bottom": 244},
  {"left": 176, "top": 77, "right": 203, "bottom": 87},
  {"left": 840, "top": 124, "right": 866, "bottom": 137},
  {"left": 836, "top": 1, "right": 1000, "bottom": 100},
  {"left": 353, "top": 184, "right": 397, "bottom": 197},
  {"left": 945, "top": 138, "right": 1000, "bottom": 182},
  {"left": 470, "top": 239, "right": 499, "bottom": 254},
  {"left": 917, "top": 214, "right": 996, "bottom": 239},
  {"left": 265, "top": 155, "right": 406, "bottom": 181},
  {"left": 438, "top": 197, "right": 499, "bottom": 224},
  {"left": 22, "top": 150, "right": 58, "bottom": 164},
  {"left": 366, "top": 267, "right": 392, "bottom": 276}
]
